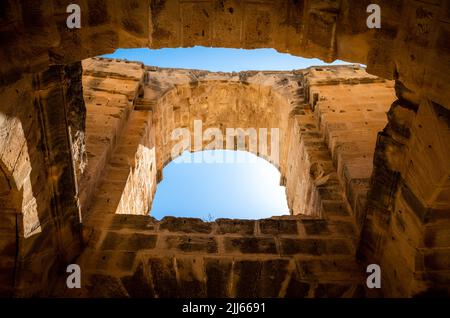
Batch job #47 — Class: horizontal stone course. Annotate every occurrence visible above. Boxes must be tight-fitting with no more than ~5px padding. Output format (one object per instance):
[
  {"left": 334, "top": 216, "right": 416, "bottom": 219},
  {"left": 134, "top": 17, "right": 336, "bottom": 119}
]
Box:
[
  {"left": 159, "top": 216, "right": 213, "bottom": 234},
  {"left": 101, "top": 232, "right": 157, "bottom": 251},
  {"left": 259, "top": 219, "right": 298, "bottom": 235},
  {"left": 163, "top": 235, "right": 218, "bottom": 254},
  {"left": 302, "top": 220, "right": 330, "bottom": 235},
  {"left": 280, "top": 238, "right": 353, "bottom": 256},
  {"left": 224, "top": 237, "right": 278, "bottom": 254},
  {"left": 281, "top": 238, "right": 326, "bottom": 256},
  {"left": 108, "top": 215, "right": 159, "bottom": 231},
  {"left": 205, "top": 258, "right": 233, "bottom": 297},
  {"left": 296, "top": 258, "right": 362, "bottom": 280},
  {"left": 216, "top": 219, "right": 255, "bottom": 235}
]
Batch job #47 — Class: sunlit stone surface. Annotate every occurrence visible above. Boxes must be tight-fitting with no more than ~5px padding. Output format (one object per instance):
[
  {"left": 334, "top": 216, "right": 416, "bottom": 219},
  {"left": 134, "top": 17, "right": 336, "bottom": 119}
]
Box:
[{"left": 0, "top": 0, "right": 449, "bottom": 297}]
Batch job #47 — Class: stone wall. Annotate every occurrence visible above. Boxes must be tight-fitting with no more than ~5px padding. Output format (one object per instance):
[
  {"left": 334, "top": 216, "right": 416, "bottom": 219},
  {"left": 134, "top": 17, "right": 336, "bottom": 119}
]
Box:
[
  {"left": 86, "top": 109, "right": 156, "bottom": 217},
  {"left": 1, "top": 55, "right": 447, "bottom": 297},
  {"left": 0, "top": 63, "right": 82, "bottom": 296},
  {"left": 79, "top": 58, "right": 145, "bottom": 216},
  {"left": 67, "top": 214, "right": 362, "bottom": 297},
  {"left": 81, "top": 60, "right": 387, "bottom": 223},
  {"left": 77, "top": 59, "right": 449, "bottom": 297},
  {"left": 360, "top": 97, "right": 450, "bottom": 297},
  {"left": 67, "top": 59, "right": 398, "bottom": 298},
  {"left": 303, "top": 66, "right": 396, "bottom": 231}
]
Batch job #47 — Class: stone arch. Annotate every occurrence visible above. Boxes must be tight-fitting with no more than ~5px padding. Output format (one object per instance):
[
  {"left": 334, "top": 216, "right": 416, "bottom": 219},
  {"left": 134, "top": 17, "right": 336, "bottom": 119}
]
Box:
[
  {"left": 82, "top": 64, "right": 354, "bottom": 221},
  {"left": 83, "top": 76, "right": 300, "bottom": 217},
  {"left": 150, "top": 80, "right": 293, "bottom": 217},
  {"left": 154, "top": 81, "right": 291, "bottom": 177},
  {"left": 79, "top": 58, "right": 450, "bottom": 297}
]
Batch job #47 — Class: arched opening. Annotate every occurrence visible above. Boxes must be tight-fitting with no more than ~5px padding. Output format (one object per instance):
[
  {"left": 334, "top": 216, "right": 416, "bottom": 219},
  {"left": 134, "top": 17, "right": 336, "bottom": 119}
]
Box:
[
  {"left": 150, "top": 149, "right": 289, "bottom": 220},
  {"left": 0, "top": 0, "right": 449, "bottom": 297},
  {"left": 81, "top": 55, "right": 393, "bottom": 221},
  {"left": 76, "top": 54, "right": 400, "bottom": 298},
  {"left": 154, "top": 79, "right": 290, "bottom": 178},
  {"left": 102, "top": 47, "right": 353, "bottom": 71}
]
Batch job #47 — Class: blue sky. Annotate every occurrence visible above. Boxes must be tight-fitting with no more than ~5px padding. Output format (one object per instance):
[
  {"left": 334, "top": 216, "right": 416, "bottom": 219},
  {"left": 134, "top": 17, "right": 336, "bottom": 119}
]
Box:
[
  {"left": 102, "top": 47, "right": 346, "bottom": 220},
  {"left": 150, "top": 150, "right": 289, "bottom": 221},
  {"left": 102, "top": 46, "right": 350, "bottom": 72}
]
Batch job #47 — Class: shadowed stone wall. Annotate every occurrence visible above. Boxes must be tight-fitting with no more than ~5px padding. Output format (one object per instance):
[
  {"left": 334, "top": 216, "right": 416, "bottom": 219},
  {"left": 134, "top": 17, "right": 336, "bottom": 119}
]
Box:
[{"left": 0, "top": 63, "right": 83, "bottom": 296}]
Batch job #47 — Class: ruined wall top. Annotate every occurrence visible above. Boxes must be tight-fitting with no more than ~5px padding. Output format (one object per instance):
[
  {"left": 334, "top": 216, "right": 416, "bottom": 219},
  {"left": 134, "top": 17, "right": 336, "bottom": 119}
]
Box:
[{"left": 83, "top": 57, "right": 387, "bottom": 89}]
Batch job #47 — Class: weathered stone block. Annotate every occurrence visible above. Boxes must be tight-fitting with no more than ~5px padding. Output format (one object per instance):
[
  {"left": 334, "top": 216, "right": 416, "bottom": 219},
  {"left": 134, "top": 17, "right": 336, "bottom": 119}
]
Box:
[
  {"left": 205, "top": 258, "right": 232, "bottom": 298},
  {"left": 164, "top": 235, "right": 218, "bottom": 253},
  {"left": 216, "top": 219, "right": 255, "bottom": 235},
  {"left": 175, "top": 257, "right": 206, "bottom": 297},
  {"left": 147, "top": 257, "right": 178, "bottom": 298},
  {"left": 159, "top": 216, "right": 212, "bottom": 233},
  {"left": 257, "top": 259, "right": 290, "bottom": 297},
  {"left": 326, "top": 239, "right": 353, "bottom": 255},
  {"left": 285, "top": 273, "right": 310, "bottom": 298},
  {"left": 232, "top": 260, "right": 261, "bottom": 297},
  {"left": 329, "top": 220, "right": 356, "bottom": 237},
  {"left": 281, "top": 238, "right": 327, "bottom": 256},
  {"left": 86, "top": 274, "right": 128, "bottom": 297},
  {"left": 317, "top": 185, "right": 343, "bottom": 201},
  {"left": 101, "top": 232, "right": 157, "bottom": 251},
  {"left": 80, "top": 250, "right": 136, "bottom": 273},
  {"left": 109, "top": 215, "right": 158, "bottom": 231},
  {"left": 302, "top": 220, "right": 330, "bottom": 235},
  {"left": 259, "top": 219, "right": 298, "bottom": 235},
  {"left": 424, "top": 222, "right": 450, "bottom": 248},
  {"left": 224, "top": 237, "right": 277, "bottom": 254},
  {"left": 314, "top": 283, "right": 354, "bottom": 298},
  {"left": 121, "top": 263, "right": 155, "bottom": 297},
  {"left": 296, "top": 258, "right": 361, "bottom": 281}
]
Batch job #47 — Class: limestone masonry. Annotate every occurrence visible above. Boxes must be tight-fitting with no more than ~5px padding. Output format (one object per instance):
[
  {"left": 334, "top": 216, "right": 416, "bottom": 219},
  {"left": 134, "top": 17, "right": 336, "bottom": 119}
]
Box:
[
  {"left": 67, "top": 59, "right": 395, "bottom": 297},
  {"left": 0, "top": 0, "right": 449, "bottom": 298}
]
